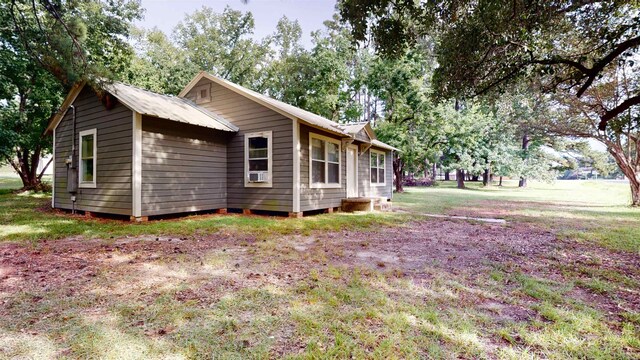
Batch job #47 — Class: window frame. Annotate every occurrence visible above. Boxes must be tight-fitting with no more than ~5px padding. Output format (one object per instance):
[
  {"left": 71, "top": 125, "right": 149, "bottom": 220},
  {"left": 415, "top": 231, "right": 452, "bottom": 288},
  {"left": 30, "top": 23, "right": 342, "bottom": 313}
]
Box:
[
  {"left": 78, "top": 128, "right": 97, "bottom": 189},
  {"left": 244, "top": 131, "right": 273, "bottom": 188},
  {"left": 309, "top": 133, "right": 342, "bottom": 189},
  {"left": 370, "top": 149, "right": 386, "bottom": 187}
]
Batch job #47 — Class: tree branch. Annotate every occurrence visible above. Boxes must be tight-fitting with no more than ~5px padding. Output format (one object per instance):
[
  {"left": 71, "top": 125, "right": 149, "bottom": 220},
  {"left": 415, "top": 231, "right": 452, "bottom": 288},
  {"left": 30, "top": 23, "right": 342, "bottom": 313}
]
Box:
[
  {"left": 37, "top": 156, "right": 53, "bottom": 180},
  {"left": 577, "top": 35, "right": 640, "bottom": 98},
  {"left": 598, "top": 93, "right": 640, "bottom": 130}
]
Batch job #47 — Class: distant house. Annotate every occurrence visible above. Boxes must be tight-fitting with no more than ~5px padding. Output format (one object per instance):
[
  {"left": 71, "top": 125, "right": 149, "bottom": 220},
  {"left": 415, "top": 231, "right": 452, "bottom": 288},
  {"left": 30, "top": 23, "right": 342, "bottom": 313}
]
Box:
[{"left": 46, "top": 72, "right": 397, "bottom": 220}]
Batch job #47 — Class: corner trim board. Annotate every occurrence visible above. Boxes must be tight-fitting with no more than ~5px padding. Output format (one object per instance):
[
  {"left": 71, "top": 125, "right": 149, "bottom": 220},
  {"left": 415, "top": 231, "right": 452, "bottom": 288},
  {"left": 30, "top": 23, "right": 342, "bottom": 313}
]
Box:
[
  {"left": 132, "top": 112, "right": 142, "bottom": 217},
  {"left": 292, "top": 119, "right": 300, "bottom": 212},
  {"left": 51, "top": 127, "right": 55, "bottom": 208}
]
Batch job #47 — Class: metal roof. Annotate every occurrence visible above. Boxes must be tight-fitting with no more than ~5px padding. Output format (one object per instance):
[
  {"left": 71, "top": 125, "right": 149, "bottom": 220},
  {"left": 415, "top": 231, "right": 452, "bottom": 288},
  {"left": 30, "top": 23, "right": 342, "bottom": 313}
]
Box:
[
  {"left": 105, "top": 82, "right": 238, "bottom": 132},
  {"left": 371, "top": 139, "right": 400, "bottom": 152},
  {"left": 343, "top": 123, "right": 367, "bottom": 135}
]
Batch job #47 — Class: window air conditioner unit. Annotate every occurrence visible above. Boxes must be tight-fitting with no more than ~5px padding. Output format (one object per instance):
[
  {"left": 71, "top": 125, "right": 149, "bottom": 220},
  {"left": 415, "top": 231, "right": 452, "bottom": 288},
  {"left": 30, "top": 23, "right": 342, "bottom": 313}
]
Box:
[{"left": 248, "top": 171, "right": 268, "bottom": 183}]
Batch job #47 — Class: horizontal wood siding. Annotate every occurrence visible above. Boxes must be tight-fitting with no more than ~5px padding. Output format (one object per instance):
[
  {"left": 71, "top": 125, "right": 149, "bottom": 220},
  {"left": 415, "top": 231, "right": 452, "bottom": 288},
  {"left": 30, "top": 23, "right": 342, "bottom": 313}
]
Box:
[
  {"left": 299, "top": 124, "right": 346, "bottom": 211},
  {"left": 358, "top": 147, "right": 393, "bottom": 200},
  {"left": 54, "top": 87, "right": 133, "bottom": 215},
  {"left": 141, "top": 116, "right": 229, "bottom": 216},
  {"left": 185, "top": 79, "right": 293, "bottom": 212}
]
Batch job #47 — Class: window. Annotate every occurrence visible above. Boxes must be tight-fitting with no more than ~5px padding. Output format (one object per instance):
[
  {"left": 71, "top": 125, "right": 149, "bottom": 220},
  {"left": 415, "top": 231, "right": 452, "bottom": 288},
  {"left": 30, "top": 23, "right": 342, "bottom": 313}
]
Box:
[
  {"left": 79, "top": 129, "right": 97, "bottom": 188},
  {"left": 310, "top": 133, "right": 341, "bottom": 188},
  {"left": 370, "top": 150, "right": 385, "bottom": 186},
  {"left": 244, "top": 131, "right": 272, "bottom": 187}
]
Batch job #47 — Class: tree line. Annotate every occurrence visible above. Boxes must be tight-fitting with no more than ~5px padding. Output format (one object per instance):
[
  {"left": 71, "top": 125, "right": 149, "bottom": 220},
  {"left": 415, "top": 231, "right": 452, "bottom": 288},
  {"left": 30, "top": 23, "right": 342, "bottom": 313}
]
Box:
[{"left": 1, "top": 0, "right": 635, "bottom": 205}]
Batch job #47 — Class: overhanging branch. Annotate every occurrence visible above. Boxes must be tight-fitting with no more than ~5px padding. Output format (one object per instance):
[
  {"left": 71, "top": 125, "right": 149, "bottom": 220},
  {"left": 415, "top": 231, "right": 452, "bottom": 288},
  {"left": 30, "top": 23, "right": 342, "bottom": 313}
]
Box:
[
  {"left": 577, "top": 36, "right": 640, "bottom": 98},
  {"left": 598, "top": 94, "right": 640, "bottom": 131}
]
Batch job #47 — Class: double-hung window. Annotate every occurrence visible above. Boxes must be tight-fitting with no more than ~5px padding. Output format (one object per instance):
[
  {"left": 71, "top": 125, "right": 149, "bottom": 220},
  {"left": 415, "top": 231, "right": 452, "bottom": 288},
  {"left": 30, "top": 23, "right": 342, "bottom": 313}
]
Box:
[
  {"left": 370, "top": 150, "right": 385, "bottom": 186},
  {"left": 310, "top": 133, "right": 340, "bottom": 188},
  {"left": 79, "top": 129, "right": 97, "bottom": 188},
  {"left": 245, "top": 131, "right": 272, "bottom": 187}
]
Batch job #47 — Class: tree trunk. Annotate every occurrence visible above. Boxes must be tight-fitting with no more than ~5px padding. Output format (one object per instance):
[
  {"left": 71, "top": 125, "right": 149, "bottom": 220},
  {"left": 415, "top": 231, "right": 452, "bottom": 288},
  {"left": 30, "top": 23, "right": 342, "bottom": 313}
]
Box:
[
  {"left": 9, "top": 147, "right": 49, "bottom": 192},
  {"left": 519, "top": 132, "right": 530, "bottom": 188},
  {"left": 444, "top": 171, "right": 450, "bottom": 181},
  {"left": 425, "top": 159, "right": 429, "bottom": 178},
  {"left": 518, "top": 177, "right": 527, "bottom": 188},
  {"left": 456, "top": 169, "right": 465, "bottom": 189},
  {"left": 631, "top": 181, "right": 640, "bottom": 206},
  {"left": 608, "top": 144, "right": 640, "bottom": 206},
  {"left": 471, "top": 175, "right": 479, "bottom": 182},
  {"left": 432, "top": 163, "right": 437, "bottom": 180},
  {"left": 482, "top": 168, "right": 491, "bottom": 186},
  {"left": 499, "top": 176, "right": 503, "bottom": 186},
  {"left": 393, "top": 156, "right": 404, "bottom": 193}
]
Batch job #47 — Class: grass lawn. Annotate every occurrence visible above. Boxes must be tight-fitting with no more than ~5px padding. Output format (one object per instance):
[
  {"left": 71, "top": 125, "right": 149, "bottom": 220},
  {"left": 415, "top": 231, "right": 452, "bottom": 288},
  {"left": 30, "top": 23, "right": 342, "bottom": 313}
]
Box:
[{"left": 0, "top": 178, "right": 639, "bottom": 359}]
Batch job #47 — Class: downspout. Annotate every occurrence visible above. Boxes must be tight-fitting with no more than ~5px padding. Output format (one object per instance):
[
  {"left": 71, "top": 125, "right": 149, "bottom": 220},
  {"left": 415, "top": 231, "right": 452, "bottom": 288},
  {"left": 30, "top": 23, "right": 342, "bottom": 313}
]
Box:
[{"left": 68, "top": 105, "right": 77, "bottom": 214}]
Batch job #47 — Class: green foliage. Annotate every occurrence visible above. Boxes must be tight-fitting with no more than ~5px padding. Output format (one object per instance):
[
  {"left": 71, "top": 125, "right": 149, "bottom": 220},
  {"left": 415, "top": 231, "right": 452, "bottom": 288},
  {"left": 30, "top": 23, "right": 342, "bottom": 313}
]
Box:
[
  {"left": 126, "top": 28, "right": 198, "bottom": 95},
  {"left": 173, "top": 6, "right": 270, "bottom": 88},
  {"left": 0, "top": 0, "right": 142, "bottom": 189}
]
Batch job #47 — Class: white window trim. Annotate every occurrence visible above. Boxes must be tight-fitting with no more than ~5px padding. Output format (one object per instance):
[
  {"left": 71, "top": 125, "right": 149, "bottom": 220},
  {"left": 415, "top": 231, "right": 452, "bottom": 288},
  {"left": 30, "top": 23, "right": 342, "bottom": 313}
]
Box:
[
  {"left": 78, "top": 128, "right": 97, "bottom": 189},
  {"left": 370, "top": 149, "right": 386, "bottom": 187},
  {"left": 309, "top": 133, "right": 342, "bottom": 189},
  {"left": 245, "top": 131, "right": 273, "bottom": 188}
]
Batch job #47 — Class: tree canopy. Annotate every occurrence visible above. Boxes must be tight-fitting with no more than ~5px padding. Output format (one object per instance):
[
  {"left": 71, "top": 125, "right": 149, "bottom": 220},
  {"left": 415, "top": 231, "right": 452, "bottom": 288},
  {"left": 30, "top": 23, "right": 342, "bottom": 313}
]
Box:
[{"left": 0, "top": 0, "right": 142, "bottom": 189}]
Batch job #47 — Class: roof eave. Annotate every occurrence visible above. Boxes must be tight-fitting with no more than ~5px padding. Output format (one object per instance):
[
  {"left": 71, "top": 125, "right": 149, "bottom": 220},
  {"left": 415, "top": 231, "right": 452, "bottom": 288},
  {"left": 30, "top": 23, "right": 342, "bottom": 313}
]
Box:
[{"left": 45, "top": 82, "right": 86, "bottom": 134}]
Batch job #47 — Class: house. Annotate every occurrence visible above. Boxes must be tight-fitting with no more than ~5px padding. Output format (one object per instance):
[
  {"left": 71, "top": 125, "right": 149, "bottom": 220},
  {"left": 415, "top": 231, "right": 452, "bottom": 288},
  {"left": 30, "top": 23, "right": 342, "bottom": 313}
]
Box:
[{"left": 46, "top": 72, "right": 398, "bottom": 221}]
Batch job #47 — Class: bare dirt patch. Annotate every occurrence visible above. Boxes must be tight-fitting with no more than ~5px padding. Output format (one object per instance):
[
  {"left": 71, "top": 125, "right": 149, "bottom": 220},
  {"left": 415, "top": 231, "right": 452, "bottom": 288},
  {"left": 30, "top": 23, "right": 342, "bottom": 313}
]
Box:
[{"left": 1, "top": 218, "right": 638, "bottom": 358}]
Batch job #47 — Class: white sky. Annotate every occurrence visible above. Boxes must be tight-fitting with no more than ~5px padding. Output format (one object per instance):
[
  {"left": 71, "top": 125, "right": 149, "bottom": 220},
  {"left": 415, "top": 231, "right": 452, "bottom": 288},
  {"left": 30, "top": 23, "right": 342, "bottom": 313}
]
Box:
[{"left": 135, "top": 0, "right": 338, "bottom": 48}]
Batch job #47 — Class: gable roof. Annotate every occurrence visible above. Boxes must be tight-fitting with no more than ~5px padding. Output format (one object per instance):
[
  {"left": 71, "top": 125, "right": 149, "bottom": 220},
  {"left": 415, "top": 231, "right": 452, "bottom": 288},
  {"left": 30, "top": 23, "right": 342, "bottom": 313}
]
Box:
[
  {"left": 344, "top": 122, "right": 376, "bottom": 141},
  {"left": 179, "top": 72, "right": 350, "bottom": 137},
  {"left": 46, "top": 81, "right": 238, "bottom": 133}
]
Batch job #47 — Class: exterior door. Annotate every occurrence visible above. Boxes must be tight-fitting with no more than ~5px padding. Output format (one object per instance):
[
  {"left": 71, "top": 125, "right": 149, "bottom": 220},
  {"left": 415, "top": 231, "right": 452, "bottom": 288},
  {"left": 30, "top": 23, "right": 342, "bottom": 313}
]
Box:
[{"left": 346, "top": 145, "right": 358, "bottom": 198}]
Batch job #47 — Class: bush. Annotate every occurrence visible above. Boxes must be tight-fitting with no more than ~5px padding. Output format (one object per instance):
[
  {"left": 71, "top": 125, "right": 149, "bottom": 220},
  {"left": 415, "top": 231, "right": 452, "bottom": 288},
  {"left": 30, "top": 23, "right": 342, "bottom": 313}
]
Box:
[{"left": 403, "top": 175, "right": 435, "bottom": 187}]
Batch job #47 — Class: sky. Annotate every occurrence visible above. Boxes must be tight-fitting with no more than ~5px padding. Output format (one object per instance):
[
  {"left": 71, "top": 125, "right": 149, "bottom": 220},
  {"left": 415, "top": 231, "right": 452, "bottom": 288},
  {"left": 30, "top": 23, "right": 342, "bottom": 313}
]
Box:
[{"left": 135, "top": 0, "right": 338, "bottom": 48}]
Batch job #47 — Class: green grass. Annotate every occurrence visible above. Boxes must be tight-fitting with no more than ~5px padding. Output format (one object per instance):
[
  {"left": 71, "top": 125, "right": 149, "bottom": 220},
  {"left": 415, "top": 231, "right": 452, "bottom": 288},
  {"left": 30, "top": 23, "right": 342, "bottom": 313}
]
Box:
[
  {"left": 396, "top": 180, "right": 640, "bottom": 253},
  {"left": 1, "top": 177, "right": 639, "bottom": 358},
  {"left": 0, "top": 179, "right": 405, "bottom": 243}
]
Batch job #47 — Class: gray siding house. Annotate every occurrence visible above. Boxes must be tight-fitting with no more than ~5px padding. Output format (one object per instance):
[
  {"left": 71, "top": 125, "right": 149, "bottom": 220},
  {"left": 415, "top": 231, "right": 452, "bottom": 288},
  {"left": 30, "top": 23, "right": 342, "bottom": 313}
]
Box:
[{"left": 47, "top": 72, "right": 398, "bottom": 221}]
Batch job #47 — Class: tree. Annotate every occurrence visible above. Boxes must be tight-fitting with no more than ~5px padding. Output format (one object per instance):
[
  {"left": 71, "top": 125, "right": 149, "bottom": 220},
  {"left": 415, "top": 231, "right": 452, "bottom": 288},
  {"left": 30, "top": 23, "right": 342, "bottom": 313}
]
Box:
[
  {"left": 262, "top": 17, "right": 314, "bottom": 108},
  {"left": 545, "top": 63, "right": 640, "bottom": 205},
  {"left": 0, "top": 60, "right": 62, "bottom": 190},
  {"left": 126, "top": 27, "right": 198, "bottom": 95},
  {"left": 173, "top": 6, "right": 271, "bottom": 88},
  {"left": 340, "top": 0, "right": 639, "bottom": 130},
  {"left": 339, "top": 0, "right": 640, "bottom": 204},
  {"left": 365, "top": 45, "right": 450, "bottom": 191},
  {"left": 0, "top": 0, "right": 142, "bottom": 190}
]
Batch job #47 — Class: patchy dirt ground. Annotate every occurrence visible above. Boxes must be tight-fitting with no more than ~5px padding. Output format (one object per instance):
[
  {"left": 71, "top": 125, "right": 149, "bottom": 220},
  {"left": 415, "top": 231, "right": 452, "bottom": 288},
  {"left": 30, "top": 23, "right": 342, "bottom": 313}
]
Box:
[
  {"left": 2, "top": 219, "right": 638, "bottom": 315},
  {"left": 1, "top": 217, "right": 639, "bottom": 358}
]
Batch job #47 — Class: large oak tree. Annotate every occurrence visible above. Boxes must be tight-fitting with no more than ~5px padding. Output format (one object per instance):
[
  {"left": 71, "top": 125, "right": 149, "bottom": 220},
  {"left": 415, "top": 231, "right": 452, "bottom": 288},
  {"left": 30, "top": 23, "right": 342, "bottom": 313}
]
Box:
[{"left": 340, "top": 0, "right": 640, "bottom": 204}]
